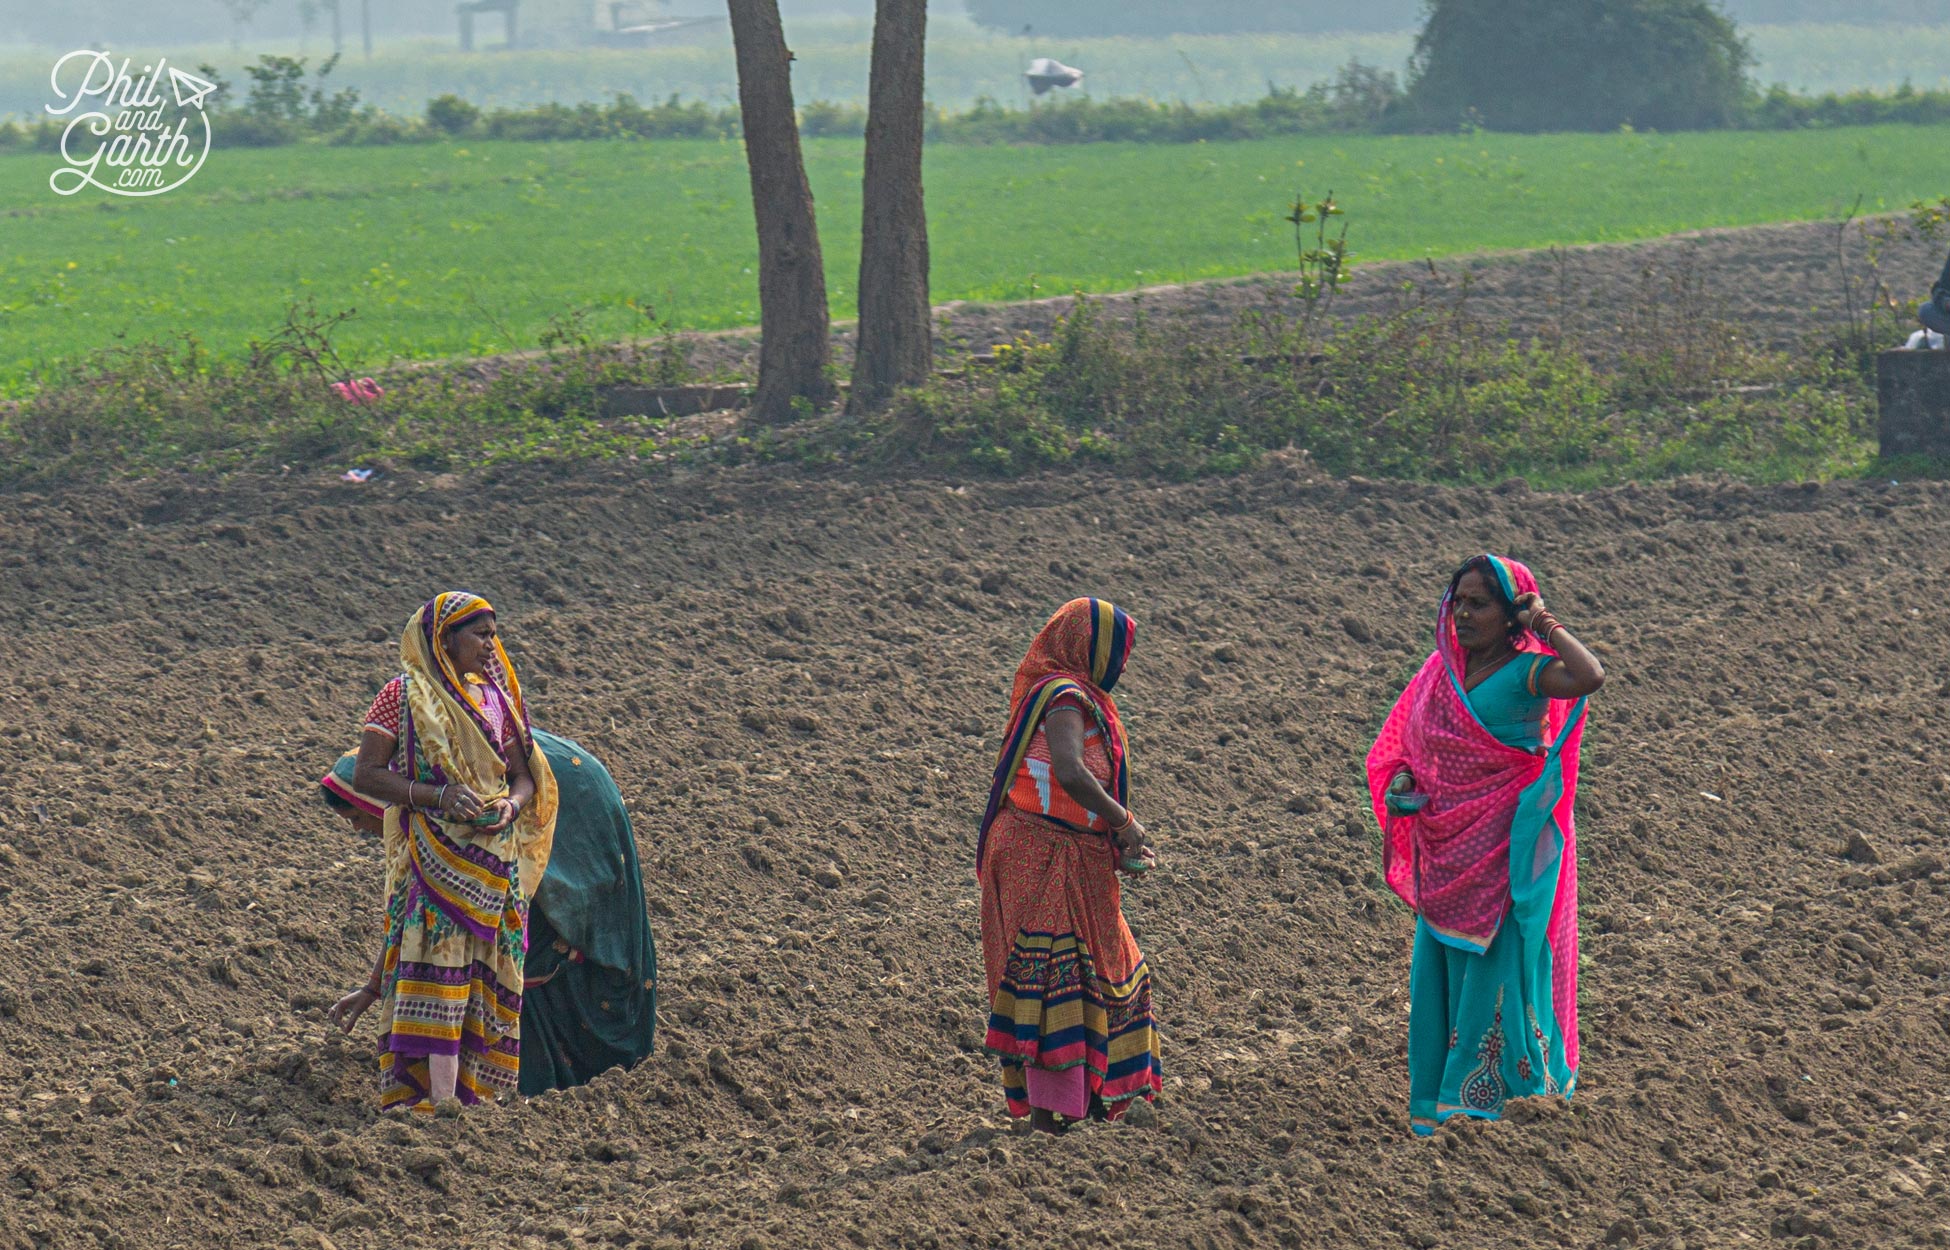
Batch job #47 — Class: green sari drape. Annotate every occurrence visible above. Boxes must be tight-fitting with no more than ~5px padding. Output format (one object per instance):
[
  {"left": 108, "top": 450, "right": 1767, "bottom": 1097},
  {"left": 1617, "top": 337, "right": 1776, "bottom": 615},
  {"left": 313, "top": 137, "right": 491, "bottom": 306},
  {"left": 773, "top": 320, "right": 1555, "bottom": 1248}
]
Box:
[{"left": 519, "top": 729, "right": 658, "bottom": 1095}]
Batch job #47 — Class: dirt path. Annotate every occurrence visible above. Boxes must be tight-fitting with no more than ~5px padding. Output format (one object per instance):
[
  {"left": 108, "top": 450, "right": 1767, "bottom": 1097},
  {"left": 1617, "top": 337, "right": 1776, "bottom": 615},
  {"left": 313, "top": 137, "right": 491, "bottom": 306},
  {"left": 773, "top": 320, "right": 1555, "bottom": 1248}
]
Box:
[
  {"left": 654, "top": 216, "right": 1947, "bottom": 381},
  {"left": 3, "top": 459, "right": 1949, "bottom": 1248}
]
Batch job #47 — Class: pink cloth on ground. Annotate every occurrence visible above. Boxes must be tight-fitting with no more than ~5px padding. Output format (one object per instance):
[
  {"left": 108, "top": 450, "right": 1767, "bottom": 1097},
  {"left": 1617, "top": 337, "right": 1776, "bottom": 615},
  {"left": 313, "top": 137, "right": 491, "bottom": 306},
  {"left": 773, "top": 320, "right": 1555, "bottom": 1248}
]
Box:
[
  {"left": 1025, "top": 1063, "right": 1088, "bottom": 1119},
  {"left": 1365, "top": 555, "right": 1586, "bottom": 1072}
]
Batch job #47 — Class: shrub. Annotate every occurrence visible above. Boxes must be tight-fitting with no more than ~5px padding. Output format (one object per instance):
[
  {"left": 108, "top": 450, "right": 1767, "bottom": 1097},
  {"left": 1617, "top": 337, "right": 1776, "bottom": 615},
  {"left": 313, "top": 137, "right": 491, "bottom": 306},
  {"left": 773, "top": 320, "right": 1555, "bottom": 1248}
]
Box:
[
  {"left": 426, "top": 94, "right": 481, "bottom": 136},
  {"left": 219, "top": 112, "right": 303, "bottom": 148},
  {"left": 799, "top": 100, "right": 868, "bottom": 139},
  {"left": 331, "top": 111, "right": 433, "bottom": 146},
  {"left": 1746, "top": 82, "right": 1950, "bottom": 130},
  {"left": 1409, "top": 0, "right": 1752, "bottom": 132},
  {"left": 242, "top": 54, "right": 361, "bottom": 132},
  {"left": 603, "top": 93, "right": 734, "bottom": 140}
]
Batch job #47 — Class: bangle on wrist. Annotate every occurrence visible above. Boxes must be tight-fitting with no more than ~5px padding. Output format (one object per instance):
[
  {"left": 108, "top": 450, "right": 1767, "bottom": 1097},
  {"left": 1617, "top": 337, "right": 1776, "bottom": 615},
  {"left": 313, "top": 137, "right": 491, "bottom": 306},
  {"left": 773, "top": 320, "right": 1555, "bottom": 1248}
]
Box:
[{"left": 1110, "top": 807, "right": 1135, "bottom": 834}]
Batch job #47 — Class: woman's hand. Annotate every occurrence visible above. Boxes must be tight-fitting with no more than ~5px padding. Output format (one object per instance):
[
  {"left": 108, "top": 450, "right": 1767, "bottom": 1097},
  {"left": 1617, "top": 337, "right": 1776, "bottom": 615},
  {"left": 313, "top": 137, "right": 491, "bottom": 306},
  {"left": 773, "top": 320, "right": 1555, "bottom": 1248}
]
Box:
[
  {"left": 441, "top": 784, "right": 485, "bottom": 823},
  {"left": 327, "top": 986, "right": 378, "bottom": 1034},
  {"left": 1115, "top": 815, "right": 1156, "bottom": 870},
  {"left": 1514, "top": 591, "right": 1547, "bottom": 631},
  {"left": 1385, "top": 771, "right": 1427, "bottom": 815},
  {"left": 477, "top": 797, "right": 519, "bottom": 834}
]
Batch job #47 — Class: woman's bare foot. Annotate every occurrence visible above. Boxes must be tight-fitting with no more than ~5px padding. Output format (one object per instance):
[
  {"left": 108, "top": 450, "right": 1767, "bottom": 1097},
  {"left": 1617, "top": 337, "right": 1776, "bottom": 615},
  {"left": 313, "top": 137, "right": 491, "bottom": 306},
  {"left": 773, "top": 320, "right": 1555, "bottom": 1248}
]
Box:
[
  {"left": 428, "top": 1052, "right": 460, "bottom": 1104},
  {"left": 327, "top": 987, "right": 377, "bottom": 1034}
]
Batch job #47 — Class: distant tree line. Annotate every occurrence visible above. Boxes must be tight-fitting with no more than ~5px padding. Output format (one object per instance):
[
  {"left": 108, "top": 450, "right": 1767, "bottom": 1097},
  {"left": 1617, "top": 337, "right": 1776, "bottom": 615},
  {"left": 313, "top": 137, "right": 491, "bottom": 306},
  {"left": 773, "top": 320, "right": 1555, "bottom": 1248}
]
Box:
[
  {"left": 9, "top": 48, "right": 1950, "bottom": 151},
  {"left": 962, "top": 0, "right": 1950, "bottom": 37}
]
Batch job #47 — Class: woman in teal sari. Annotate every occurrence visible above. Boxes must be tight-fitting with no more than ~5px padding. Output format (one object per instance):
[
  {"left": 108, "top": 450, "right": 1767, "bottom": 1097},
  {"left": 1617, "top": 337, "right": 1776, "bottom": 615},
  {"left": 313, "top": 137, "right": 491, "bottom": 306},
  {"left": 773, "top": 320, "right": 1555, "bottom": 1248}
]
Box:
[
  {"left": 322, "top": 729, "right": 658, "bottom": 1096},
  {"left": 1367, "top": 555, "right": 1605, "bottom": 1135}
]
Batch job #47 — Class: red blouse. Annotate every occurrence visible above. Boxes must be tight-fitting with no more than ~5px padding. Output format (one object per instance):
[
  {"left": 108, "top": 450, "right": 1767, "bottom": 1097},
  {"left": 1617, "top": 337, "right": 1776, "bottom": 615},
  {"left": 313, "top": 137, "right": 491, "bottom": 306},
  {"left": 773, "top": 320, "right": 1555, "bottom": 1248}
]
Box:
[
  {"left": 1004, "top": 691, "right": 1114, "bottom": 832},
  {"left": 363, "top": 674, "right": 516, "bottom": 754}
]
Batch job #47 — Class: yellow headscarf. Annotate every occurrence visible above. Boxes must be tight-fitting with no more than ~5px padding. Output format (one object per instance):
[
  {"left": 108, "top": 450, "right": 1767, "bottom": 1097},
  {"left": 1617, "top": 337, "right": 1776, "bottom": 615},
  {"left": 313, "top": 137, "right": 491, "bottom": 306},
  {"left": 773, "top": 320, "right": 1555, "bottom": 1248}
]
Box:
[{"left": 388, "top": 592, "right": 557, "bottom": 915}]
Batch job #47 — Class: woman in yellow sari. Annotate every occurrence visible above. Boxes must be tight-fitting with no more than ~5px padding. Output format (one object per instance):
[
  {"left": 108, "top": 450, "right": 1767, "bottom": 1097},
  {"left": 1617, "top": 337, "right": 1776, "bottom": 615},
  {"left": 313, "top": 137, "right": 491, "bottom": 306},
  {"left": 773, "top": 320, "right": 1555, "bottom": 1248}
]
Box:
[{"left": 351, "top": 591, "right": 558, "bottom": 1111}]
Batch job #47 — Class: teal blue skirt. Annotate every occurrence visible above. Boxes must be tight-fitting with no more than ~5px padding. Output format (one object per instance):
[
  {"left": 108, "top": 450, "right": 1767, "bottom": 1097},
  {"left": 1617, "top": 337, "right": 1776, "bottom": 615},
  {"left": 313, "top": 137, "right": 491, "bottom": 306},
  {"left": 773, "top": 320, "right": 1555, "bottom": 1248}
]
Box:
[{"left": 1407, "top": 915, "right": 1575, "bottom": 1135}]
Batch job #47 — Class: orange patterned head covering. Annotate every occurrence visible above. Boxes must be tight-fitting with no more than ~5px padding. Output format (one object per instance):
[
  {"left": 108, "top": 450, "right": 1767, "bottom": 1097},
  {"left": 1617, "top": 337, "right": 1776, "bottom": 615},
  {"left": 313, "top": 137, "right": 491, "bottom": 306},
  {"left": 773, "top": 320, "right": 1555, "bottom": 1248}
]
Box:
[
  {"left": 978, "top": 598, "right": 1136, "bottom": 870},
  {"left": 1010, "top": 597, "right": 1135, "bottom": 708}
]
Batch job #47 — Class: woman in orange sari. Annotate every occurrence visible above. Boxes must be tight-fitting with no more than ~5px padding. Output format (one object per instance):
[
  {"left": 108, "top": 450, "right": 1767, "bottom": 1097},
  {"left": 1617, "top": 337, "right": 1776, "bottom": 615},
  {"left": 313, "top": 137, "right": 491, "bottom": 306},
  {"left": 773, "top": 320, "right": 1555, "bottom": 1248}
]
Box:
[{"left": 978, "top": 598, "right": 1162, "bottom": 1131}]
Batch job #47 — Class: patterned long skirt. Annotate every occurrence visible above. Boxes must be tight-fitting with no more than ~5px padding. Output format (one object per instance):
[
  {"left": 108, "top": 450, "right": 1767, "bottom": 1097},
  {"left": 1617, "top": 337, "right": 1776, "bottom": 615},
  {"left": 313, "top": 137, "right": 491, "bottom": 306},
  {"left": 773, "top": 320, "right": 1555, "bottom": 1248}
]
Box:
[
  {"left": 1406, "top": 915, "right": 1576, "bottom": 1135},
  {"left": 375, "top": 865, "right": 528, "bottom": 1111},
  {"left": 980, "top": 806, "right": 1162, "bottom": 1120}
]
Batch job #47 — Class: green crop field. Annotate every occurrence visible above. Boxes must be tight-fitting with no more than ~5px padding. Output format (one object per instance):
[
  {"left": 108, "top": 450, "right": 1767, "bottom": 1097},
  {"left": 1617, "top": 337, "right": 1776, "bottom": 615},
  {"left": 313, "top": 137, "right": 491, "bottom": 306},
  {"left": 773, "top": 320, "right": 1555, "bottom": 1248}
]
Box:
[{"left": 4, "top": 123, "right": 1949, "bottom": 390}]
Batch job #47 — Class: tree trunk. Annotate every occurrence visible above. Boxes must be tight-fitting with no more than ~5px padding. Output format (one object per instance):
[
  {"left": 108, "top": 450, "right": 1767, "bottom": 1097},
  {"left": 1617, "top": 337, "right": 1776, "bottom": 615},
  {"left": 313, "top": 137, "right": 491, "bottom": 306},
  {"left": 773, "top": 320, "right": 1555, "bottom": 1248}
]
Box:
[
  {"left": 727, "top": 0, "right": 836, "bottom": 424},
  {"left": 848, "top": 0, "right": 931, "bottom": 413}
]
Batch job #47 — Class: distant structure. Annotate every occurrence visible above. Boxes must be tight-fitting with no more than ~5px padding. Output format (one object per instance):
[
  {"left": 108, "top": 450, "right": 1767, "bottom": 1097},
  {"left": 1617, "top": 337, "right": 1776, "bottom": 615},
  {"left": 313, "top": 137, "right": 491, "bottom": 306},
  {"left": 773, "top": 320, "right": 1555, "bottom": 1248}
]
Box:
[
  {"left": 457, "top": 0, "right": 518, "bottom": 51},
  {"left": 456, "top": 0, "right": 722, "bottom": 52},
  {"left": 1024, "top": 58, "right": 1084, "bottom": 96},
  {"left": 592, "top": 0, "right": 723, "bottom": 48}
]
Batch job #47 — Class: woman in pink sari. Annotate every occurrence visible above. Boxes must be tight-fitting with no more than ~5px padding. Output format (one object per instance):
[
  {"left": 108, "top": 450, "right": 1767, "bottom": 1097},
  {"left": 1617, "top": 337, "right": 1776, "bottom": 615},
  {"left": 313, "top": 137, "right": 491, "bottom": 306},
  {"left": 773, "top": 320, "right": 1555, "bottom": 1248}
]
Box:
[{"left": 1367, "top": 555, "right": 1605, "bottom": 1135}]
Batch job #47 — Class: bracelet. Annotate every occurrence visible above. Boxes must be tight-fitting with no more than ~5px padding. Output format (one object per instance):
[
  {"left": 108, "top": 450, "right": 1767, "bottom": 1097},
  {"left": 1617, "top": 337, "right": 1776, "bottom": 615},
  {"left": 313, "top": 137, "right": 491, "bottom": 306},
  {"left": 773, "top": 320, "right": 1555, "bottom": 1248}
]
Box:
[
  {"left": 439, "top": 783, "right": 452, "bottom": 811},
  {"left": 407, "top": 782, "right": 421, "bottom": 809},
  {"left": 1110, "top": 807, "right": 1135, "bottom": 834},
  {"left": 362, "top": 979, "right": 381, "bottom": 996}
]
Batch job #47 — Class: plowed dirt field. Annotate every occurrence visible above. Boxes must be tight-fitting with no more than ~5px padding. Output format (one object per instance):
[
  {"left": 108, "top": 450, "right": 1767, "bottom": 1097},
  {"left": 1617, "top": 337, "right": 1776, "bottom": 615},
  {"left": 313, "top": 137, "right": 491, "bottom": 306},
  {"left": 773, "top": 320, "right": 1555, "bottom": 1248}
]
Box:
[{"left": 4, "top": 454, "right": 1950, "bottom": 1249}]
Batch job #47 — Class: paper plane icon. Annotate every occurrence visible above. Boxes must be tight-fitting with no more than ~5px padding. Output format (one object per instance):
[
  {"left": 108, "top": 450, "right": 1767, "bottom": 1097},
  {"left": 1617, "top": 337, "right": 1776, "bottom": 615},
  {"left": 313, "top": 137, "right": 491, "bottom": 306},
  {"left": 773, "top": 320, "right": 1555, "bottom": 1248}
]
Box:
[{"left": 169, "top": 66, "right": 218, "bottom": 110}]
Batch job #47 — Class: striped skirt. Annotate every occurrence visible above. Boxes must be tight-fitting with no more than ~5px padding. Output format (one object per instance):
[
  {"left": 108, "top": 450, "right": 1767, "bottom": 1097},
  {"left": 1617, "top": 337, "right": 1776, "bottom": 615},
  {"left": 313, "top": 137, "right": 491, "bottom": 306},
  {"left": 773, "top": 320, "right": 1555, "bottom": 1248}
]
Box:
[
  {"left": 980, "top": 806, "right": 1162, "bottom": 1120},
  {"left": 374, "top": 825, "right": 528, "bottom": 1110}
]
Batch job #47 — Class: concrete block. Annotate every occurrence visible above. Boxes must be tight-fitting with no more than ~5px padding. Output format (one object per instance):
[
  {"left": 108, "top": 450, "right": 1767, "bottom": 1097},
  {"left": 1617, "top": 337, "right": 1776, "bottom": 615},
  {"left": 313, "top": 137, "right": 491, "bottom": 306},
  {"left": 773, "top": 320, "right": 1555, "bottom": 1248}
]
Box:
[
  {"left": 598, "top": 384, "right": 749, "bottom": 420},
  {"left": 1877, "top": 348, "right": 1950, "bottom": 458}
]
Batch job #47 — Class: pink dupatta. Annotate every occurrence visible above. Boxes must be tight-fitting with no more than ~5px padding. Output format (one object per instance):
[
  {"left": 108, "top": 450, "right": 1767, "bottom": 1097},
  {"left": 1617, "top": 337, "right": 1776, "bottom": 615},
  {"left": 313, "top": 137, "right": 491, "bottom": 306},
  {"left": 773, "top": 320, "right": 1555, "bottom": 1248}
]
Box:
[{"left": 1366, "top": 555, "right": 1587, "bottom": 1072}]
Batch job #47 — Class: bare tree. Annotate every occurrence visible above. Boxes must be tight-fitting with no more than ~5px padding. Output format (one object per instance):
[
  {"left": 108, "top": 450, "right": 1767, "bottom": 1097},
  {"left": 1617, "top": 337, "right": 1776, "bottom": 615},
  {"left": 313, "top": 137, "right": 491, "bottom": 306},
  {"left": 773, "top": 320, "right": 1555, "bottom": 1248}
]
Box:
[
  {"left": 727, "top": 0, "right": 836, "bottom": 423},
  {"left": 848, "top": 0, "right": 931, "bottom": 413},
  {"left": 215, "top": 0, "right": 271, "bottom": 49}
]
